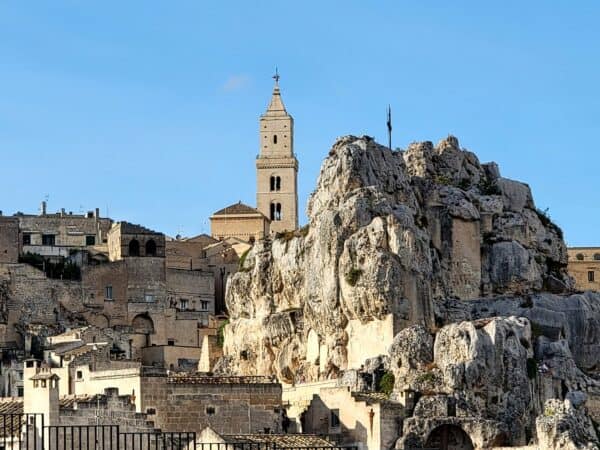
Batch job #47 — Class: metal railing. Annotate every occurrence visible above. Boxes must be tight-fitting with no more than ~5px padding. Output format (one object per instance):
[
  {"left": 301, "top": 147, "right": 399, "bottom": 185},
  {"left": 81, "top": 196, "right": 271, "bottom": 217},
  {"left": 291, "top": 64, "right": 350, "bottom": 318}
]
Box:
[{"left": 0, "top": 413, "right": 44, "bottom": 450}]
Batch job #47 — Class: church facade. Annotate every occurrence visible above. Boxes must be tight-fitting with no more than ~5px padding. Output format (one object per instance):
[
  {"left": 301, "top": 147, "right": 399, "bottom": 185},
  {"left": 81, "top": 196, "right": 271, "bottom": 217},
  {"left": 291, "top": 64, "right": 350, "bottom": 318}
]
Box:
[{"left": 211, "top": 74, "right": 299, "bottom": 242}]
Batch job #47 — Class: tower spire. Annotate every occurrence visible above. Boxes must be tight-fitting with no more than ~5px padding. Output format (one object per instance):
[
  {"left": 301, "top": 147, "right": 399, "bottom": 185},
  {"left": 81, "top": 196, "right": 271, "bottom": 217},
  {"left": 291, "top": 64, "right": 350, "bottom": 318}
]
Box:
[{"left": 265, "top": 69, "right": 287, "bottom": 115}]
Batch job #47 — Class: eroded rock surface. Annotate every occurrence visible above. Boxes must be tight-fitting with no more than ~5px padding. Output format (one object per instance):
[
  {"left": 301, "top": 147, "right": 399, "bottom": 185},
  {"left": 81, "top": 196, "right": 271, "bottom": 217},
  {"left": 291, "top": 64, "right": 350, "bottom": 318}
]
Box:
[{"left": 223, "top": 135, "right": 572, "bottom": 381}]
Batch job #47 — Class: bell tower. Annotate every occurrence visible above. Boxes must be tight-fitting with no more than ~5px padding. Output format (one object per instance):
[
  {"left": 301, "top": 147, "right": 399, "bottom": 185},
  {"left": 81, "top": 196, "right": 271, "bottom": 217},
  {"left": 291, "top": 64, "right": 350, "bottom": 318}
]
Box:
[{"left": 256, "top": 71, "right": 299, "bottom": 233}]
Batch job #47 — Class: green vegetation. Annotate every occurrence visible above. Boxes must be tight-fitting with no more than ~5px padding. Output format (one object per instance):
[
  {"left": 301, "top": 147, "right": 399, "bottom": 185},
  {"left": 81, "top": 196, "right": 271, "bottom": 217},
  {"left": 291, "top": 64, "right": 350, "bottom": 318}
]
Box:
[
  {"left": 345, "top": 268, "right": 363, "bottom": 286},
  {"left": 19, "top": 252, "right": 80, "bottom": 280},
  {"left": 527, "top": 358, "right": 538, "bottom": 379},
  {"left": 377, "top": 371, "right": 395, "bottom": 396},
  {"left": 536, "top": 208, "right": 564, "bottom": 240},
  {"left": 238, "top": 248, "right": 251, "bottom": 271},
  {"left": 417, "top": 371, "right": 437, "bottom": 384},
  {"left": 435, "top": 175, "right": 452, "bottom": 186},
  {"left": 217, "top": 319, "right": 229, "bottom": 348},
  {"left": 478, "top": 177, "right": 501, "bottom": 195}
]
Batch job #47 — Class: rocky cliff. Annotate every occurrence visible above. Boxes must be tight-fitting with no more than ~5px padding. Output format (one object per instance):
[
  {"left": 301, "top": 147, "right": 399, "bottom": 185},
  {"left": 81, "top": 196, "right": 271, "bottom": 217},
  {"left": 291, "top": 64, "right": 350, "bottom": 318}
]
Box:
[
  {"left": 221, "top": 135, "right": 575, "bottom": 380},
  {"left": 220, "top": 135, "right": 600, "bottom": 448}
]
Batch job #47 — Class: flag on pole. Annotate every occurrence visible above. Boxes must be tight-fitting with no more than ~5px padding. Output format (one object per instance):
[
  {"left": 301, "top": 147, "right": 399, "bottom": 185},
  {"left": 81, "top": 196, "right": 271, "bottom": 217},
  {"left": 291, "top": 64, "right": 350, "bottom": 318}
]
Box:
[{"left": 387, "top": 105, "right": 392, "bottom": 149}]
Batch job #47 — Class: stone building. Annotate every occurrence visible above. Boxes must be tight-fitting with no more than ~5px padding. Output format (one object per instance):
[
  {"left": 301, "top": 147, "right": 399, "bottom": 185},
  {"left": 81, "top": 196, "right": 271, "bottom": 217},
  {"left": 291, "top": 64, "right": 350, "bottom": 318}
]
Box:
[
  {"left": 15, "top": 203, "right": 112, "bottom": 259},
  {"left": 107, "top": 222, "right": 165, "bottom": 261},
  {"left": 210, "top": 202, "right": 270, "bottom": 243},
  {"left": 211, "top": 74, "right": 300, "bottom": 242},
  {"left": 567, "top": 247, "right": 600, "bottom": 291},
  {"left": 256, "top": 74, "right": 299, "bottom": 234}
]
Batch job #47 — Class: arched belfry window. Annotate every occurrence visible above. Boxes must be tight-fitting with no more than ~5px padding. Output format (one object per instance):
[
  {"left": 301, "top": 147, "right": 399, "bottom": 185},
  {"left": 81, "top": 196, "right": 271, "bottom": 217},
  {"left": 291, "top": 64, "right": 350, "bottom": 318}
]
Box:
[
  {"left": 273, "top": 135, "right": 278, "bottom": 144},
  {"left": 270, "top": 176, "right": 282, "bottom": 192},
  {"left": 129, "top": 239, "right": 140, "bottom": 257},
  {"left": 270, "top": 203, "right": 282, "bottom": 221},
  {"left": 146, "top": 240, "right": 157, "bottom": 257}
]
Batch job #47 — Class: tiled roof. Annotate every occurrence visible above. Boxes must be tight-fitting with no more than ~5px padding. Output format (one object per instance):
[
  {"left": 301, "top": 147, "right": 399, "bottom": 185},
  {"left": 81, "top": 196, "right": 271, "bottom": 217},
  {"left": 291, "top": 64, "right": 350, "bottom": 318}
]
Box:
[
  {"left": 221, "top": 434, "right": 334, "bottom": 447},
  {"left": 212, "top": 202, "right": 263, "bottom": 217}
]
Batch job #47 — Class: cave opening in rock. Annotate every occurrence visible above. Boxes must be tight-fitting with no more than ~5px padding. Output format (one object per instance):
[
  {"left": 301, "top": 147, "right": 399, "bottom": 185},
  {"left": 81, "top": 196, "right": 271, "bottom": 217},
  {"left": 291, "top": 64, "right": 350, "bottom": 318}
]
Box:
[{"left": 424, "top": 424, "right": 474, "bottom": 450}]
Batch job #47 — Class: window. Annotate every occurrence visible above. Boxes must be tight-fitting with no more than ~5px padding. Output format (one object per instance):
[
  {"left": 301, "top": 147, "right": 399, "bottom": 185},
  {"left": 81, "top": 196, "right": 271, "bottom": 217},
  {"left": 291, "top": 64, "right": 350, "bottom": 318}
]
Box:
[
  {"left": 206, "top": 406, "right": 215, "bottom": 415},
  {"left": 145, "top": 240, "right": 157, "bottom": 257},
  {"left": 145, "top": 294, "right": 155, "bottom": 303},
  {"left": 22, "top": 234, "right": 31, "bottom": 246},
  {"left": 273, "top": 134, "right": 278, "bottom": 144},
  {"left": 105, "top": 285, "right": 113, "bottom": 300},
  {"left": 576, "top": 253, "right": 585, "bottom": 261},
  {"left": 17, "top": 387, "right": 23, "bottom": 397},
  {"left": 594, "top": 254, "right": 600, "bottom": 261},
  {"left": 270, "top": 203, "right": 282, "bottom": 221},
  {"left": 76, "top": 371, "right": 83, "bottom": 380},
  {"left": 330, "top": 409, "right": 340, "bottom": 429},
  {"left": 42, "top": 234, "right": 55, "bottom": 246},
  {"left": 129, "top": 239, "right": 140, "bottom": 257},
  {"left": 86, "top": 235, "right": 96, "bottom": 246},
  {"left": 589, "top": 271, "right": 595, "bottom": 282},
  {"left": 180, "top": 299, "right": 189, "bottom": 310},
  {"left": 167, "top": 339, "right": 175, "bottom": 346},
  {"left": 270, "top": 176, "right": 282, "bottom": 192},
  {"left": 200, "top": 301, "right": 209, "bottom": 311}
]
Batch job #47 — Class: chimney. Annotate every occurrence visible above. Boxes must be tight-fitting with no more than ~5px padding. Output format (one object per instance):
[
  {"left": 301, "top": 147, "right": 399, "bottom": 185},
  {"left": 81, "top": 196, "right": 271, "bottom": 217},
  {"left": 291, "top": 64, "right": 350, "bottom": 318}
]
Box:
[
  {"left": 61, "top": 208, "right": 65, "bottom": 217},
  {"left": 95, "top": 208, "right": 100, "bottom": 218},
  {"left": 40, "top": 201, "right": 47, "bottom": 216}
]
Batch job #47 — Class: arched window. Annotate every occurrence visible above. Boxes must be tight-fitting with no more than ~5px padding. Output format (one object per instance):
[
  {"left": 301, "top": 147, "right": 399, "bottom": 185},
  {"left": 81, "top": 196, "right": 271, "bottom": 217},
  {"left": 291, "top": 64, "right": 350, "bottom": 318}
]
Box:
[
  {"left": 273, "top": 135, "right": 278, "bottom": 144},
  {"left": 270, "top": 176, "right": 282, "bottom": 192},
  {"left": 129, "top": 240, "right": 140, "bottom": 257},
  {"left": 146, "top": 240, "right": 157, "bottom": 257},
  {"left": 576, "top": 253, "right": 585, "bottom": 261},
  {"left": 270, "top": 203, "right": 282, "bottom": 221},
  {"left": 594, "top": 253, "right": 600, "bottom": 261}
]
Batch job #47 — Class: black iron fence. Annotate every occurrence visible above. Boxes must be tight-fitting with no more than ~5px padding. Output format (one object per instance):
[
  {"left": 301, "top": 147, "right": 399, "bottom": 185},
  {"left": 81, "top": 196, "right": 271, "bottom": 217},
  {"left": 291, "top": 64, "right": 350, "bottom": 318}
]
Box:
[{"left": 0, "top": 413, "right": 44, "bottom": 450}]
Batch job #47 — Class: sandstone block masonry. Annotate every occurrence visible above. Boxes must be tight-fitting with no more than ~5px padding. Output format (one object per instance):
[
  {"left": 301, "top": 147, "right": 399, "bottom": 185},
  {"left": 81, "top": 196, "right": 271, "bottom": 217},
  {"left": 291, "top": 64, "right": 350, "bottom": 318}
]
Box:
[{"left": 140, "top": 374, "right": 282, "bottom": 434}]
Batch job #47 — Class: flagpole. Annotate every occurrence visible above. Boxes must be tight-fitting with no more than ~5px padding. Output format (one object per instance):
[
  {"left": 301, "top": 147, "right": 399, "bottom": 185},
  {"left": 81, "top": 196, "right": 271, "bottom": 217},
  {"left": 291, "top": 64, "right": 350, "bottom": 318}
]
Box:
[{"left": 387, "top": 105, "right": 392, "bottom": 150}]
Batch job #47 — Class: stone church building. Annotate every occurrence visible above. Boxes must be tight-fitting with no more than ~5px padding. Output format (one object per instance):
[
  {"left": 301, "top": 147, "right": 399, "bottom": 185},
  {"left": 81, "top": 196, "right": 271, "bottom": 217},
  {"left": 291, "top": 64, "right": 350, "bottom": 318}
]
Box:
[{"left": 211, "top": 74, "right": 299, "bottom": 242}]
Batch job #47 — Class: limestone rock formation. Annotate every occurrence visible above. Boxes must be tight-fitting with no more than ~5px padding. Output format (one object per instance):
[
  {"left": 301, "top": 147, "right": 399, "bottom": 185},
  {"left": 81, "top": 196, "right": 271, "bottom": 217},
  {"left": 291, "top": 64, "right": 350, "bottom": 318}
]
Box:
[
  {"left": 221, "top": 135, "right": 600, "bottom": 447},
  {"left": 223, "top": 135, "right": 572, "bottom": 382}
]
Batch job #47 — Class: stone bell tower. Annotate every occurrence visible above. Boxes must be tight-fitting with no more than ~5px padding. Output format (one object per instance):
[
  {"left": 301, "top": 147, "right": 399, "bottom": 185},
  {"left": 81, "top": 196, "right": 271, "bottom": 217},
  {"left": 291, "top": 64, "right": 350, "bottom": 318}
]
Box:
[{"left": 256, "top": 71, "right": 299, "bottom": 234}]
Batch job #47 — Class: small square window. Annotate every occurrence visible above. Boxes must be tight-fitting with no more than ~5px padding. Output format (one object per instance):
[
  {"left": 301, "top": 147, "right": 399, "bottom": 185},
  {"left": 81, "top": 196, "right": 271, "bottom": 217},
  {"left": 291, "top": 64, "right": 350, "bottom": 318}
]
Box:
[
  {"left": 206, "top": 406, "right": 215, "bottom": 415},
  {"left": 145, "top": 294, "right": 155, "bottom": 303},
  {"left": 22, "top": 234, "right": 31, "bottom": 246},
  {"left": 76, "top": 371, "right": 83, "bottom": 380},
  {"left": 86, "top": 235, "right": 96, "bottom": 246},
  {"left": 200, "top": 301, "right": 209, "bottom": 311},
  {"left": 180, "top": 299, "right": 188, "bottom": 310}
]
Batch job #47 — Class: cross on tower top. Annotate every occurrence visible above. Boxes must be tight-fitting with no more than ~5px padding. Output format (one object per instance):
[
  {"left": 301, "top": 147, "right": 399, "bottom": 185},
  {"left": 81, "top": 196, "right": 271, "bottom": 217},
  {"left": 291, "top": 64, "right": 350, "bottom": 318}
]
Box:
[{"left": 273, "top": 68, "right": 280, "bottom": 85}]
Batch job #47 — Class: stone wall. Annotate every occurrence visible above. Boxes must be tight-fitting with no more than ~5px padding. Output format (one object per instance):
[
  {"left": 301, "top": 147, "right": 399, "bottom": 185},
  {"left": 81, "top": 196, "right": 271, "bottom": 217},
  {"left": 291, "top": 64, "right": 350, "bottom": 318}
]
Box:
[
  {"left": 140, "top": 375, "right": 282, "bottom": 434},
  {"left": 166, "top": 268, "right": 214, "bottom": 316},
  {"left": 0, "top": 218, "right": 19, "bottom": 263},
  {"left": 210, "top": 215, "right": 269, "bottom": 242}
]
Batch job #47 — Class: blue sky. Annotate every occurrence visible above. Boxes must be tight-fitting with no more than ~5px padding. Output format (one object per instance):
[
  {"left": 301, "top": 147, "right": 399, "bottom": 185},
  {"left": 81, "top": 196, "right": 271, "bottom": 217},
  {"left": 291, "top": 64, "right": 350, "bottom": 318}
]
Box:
[{"left": 1, "top": 2, "right": 598, "bottom": 245}]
